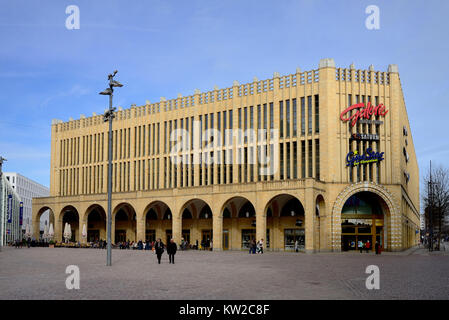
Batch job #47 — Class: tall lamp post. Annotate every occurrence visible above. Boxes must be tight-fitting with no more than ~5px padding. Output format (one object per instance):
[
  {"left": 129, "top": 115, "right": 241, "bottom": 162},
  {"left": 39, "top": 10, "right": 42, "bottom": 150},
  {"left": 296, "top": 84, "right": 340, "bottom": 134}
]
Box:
[
  {"left": 100, "top": 71, "right": 123, "bottom": 266},
  {"left": 0, "top": 156, "right": 6, "bottom": 252}
]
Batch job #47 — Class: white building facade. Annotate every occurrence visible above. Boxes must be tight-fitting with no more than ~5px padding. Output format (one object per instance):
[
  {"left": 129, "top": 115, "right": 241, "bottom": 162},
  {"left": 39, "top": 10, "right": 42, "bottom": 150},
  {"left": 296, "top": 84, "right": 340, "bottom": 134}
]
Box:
[
  {"left": 4, "top": 173, "right": 49, "bottom": 232},
  {"left": 0, "top": 174, "right": 22, "bottom": 245}
]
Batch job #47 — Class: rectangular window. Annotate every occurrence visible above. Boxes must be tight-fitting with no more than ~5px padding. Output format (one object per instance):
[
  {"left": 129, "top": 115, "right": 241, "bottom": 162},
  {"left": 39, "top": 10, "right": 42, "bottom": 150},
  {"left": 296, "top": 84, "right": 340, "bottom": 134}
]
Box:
[
  {"left": 308, "top": 96, "right": 312, "bottom": 134},
  {"left": 292, "top": 99, "right": 297, "bottom": 137},
  {"left": 257, "top": 105, "right": 261, "bottom": 130},
  {"left": 293, "top": 141, "right": 297, "bottom": 179},
  {"left": 315, "top": 95, "right": 319, "bottom": 133},
  {"left": 157, "top": 123, "right": 160, "bottom": 154},
  {"left": 315, "top": 140, "right": 320, "bottom": 180},
  {"left": 238, "top": 108, "right": 242, "bottom": 144},
  {"left": 286, "top": 100, "right": 290, "bottom": 138},
  {"left": 280, "top": 101, "right": 284, "bottom": 138},
  {"left": 204, "top": 114, "right": 208, "bottom": 148},
  {"left": 308, "top": 140, "right": 313, "bottom": 177},
  {"left": 301, "top": 141, "right": 305, "bottom": 178},
  {"left": 244, "top": 107, "right": 247, "bottom": 143},
  {"left": 301, "top": 97, "right": 305, "bottom": 135},
  {"left": 286, "top": 142, "right": 291, "bottom": 179},
  {"left": 223, "top": 111, "right": 227, "bottom": 146},
  {"left": 280, "top": 143, "right": 284, "bottom": 180}
]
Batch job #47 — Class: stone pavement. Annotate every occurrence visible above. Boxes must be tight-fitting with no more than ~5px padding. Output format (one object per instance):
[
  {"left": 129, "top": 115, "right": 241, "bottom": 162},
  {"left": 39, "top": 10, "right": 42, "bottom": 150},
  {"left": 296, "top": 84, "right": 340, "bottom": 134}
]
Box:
[{"left": 0, "top": 246, "right": 448, "bottom": 300}]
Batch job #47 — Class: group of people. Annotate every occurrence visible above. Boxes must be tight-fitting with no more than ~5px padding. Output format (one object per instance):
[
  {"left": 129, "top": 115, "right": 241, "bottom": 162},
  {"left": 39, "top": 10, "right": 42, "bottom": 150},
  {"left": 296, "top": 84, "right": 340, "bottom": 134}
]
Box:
[
  {"left": 248, "top": 238, "right": 264, "bottom": 254},
  {"left": 154, "top": 238, "right": 178, "bottom": 264},
  {"left": 11, "top": 237, "right": 34, "bottom": 248},
  {"left": 117, "top": 240, "right": 155, "bottom": 250}
]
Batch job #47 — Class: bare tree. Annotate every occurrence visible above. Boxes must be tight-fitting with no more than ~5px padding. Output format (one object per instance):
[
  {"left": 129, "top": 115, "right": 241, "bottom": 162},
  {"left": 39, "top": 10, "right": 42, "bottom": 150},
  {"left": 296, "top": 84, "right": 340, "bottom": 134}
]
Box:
[{"left": 422, "top": 164, "right": 449, "bottom": 250}]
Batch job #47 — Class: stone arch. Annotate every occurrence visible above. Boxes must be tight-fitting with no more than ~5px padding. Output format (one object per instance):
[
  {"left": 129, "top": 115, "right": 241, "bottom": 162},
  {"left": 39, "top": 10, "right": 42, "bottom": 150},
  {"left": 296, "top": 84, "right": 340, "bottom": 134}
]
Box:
[
  {"left": 332, "top": 182, "right": 398, "bottom": 252},
  {"left": 179, "top": 198, "right": 213, "bottom": 219},
  {"left": 264, "top": 194, "right": 306, "bottom": 251},
  {"left": 220, "top": 196, "right": 257, "bottom": 250},
  {"left": 113, "top": 202, "right": 137, "bottom": 243},
  {"left": 142, "top": 201, "right": 172, "bottom": 221},
  {"left": 33, "top": 206, "right": 56, "bottom": 240},
  {"left": 60, "top": 205, "right": 80, "bottom": 242},
  {"left": 179, "top": 198, "right": 213, "bottom": 247},
  {"left": 84, "top": 204, "right": 107, "bottom": 242},
  {"left": 220, "top": 196, "right": 256, "bottom": 219}
]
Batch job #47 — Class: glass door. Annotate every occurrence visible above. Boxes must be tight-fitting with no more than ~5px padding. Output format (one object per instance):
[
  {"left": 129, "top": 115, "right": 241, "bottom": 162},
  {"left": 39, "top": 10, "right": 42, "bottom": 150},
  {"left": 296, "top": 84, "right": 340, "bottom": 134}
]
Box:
[
  {"left": 201, "top": 230, "right": 212, "bottom": 249},
  {"left": 241, "top": 229, "right": 256, "bottom": 249},
  {"left": 223, "top": 229, "right": 229, "bottom": 250},
  {"left": 284, "top": 229, "right": 305, "bottom": 251}
]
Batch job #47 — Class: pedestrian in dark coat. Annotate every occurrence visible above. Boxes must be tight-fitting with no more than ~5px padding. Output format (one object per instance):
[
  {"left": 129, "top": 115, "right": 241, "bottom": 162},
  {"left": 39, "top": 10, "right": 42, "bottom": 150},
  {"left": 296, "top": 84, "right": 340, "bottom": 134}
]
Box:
[
  {"left": 167, "top": 239, "right": 177, "bottom": 264},
  {"left": 154, "top": 238, "right": 165, "bottom": 264},
  {"left": 375, "top": 241, "right": 381, "bottom": 255}
]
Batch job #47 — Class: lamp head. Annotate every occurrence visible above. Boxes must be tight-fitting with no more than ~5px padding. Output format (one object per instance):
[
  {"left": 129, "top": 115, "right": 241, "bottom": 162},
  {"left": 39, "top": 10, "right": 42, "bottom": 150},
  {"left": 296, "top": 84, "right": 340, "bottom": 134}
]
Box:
[
  {"left": 111, "top": 80, "right": 123, "bottom": 87},
  {"left": 99, "top": 88, "right": 112, "bottom": 95}
]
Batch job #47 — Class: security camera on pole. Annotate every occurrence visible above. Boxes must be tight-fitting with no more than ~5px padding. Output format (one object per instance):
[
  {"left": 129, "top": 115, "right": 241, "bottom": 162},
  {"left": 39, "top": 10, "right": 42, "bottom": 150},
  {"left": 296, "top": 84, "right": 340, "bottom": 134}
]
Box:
[{"left": 99, "top": 71, "right": 123, "bottom": 266}]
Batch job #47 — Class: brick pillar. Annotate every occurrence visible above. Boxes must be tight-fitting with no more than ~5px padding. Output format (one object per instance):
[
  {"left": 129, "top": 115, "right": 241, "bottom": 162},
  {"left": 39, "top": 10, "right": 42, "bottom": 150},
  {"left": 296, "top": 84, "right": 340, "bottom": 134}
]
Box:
[
  {"left": 256, "top": 199, "right": 266, "bottom": 246},
  {"left": 212, "top": 204, "right": 223, "bottom": 251},
  {"left": 136, "top": 217, "right": 145, "bottom": 242},
  {"left": 304, "top": 183, "right": 315, "bottom": 253}
]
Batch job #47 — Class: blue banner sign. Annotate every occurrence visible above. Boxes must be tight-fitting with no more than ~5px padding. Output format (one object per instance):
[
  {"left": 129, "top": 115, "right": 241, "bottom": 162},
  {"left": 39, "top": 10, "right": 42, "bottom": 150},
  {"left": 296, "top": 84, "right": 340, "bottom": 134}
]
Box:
[
  {"left": 346, "top": 148, "right": 384, "bottom": 167},
  {"left": 19, "top": 202, "right": 23, "bottom": 226},
  {"left": 7, "top": 194, "right": 12, "bottom": 223}
]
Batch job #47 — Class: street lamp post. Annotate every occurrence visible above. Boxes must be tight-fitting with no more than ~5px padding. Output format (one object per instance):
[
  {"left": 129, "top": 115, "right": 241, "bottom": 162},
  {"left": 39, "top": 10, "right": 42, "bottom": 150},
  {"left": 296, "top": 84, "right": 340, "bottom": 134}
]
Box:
[
  {"left": 0, "top": 156, "right": 6, "bottom": 252},
  {"left": 100, "top": 71, "right": 123, "bottom": 266}
]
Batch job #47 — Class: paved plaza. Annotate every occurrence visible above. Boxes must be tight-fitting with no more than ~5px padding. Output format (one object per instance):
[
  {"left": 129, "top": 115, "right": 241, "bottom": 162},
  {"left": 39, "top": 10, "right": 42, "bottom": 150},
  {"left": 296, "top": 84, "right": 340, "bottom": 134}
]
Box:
[{"left": 0, "top": 246, "right": 448, "bottom": 300}]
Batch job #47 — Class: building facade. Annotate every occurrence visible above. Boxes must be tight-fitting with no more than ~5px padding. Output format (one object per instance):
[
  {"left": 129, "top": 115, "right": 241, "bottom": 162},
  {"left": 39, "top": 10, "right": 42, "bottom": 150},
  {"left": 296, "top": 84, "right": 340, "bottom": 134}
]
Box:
[
  {"left": 33, "top": 58, "right": 420, "bottom": 252},
  {"left": 1, "top": 174, "right": 22, "bottom": 245},
  {"left": 4, "top": 172, "right": 50, "bottom": 232}
]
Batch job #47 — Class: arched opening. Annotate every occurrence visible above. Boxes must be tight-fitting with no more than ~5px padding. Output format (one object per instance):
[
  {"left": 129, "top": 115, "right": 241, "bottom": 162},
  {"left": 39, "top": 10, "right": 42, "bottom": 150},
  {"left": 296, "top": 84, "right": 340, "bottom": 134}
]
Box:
[
  {"left": 265, "top": 194, "right": 305, "bottom": 251},
  {"left": 60, "top": 206, "right": 79, "bottom": 242},
  {"left": 113, "top": 203, "right": 137, "bottom": 244},
  {"left": 34, "top": 206, "right": 55, "bottom": 241},
  {"left": 221, "top": 197, "right": 256, "bottom": 250},
  {"left": 143, "top": 201, "right": 170, "bottom": 244},
  {"left": 179, "top": 199, "right": 212, "bottom": 250},
  {"left": 341, "top": 191, "right": 386, "bottom": 252},
  {"left": 86, "top": 205, "right": 106, "bottom": 243}
]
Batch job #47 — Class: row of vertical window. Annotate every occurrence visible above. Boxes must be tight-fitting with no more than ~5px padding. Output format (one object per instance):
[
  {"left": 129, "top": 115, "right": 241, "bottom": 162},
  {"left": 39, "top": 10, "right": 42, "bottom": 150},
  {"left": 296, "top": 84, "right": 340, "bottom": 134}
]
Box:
[{"left": 279, "top": 95, "right": 319, "bottom": 138}]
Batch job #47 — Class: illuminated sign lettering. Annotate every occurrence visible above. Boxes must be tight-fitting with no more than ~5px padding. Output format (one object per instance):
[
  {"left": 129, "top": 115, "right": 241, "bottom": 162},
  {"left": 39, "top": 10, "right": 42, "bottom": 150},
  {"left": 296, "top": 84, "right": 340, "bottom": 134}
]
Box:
[{"left": 346, "top": 148, "right": 384, "bottom": 167}]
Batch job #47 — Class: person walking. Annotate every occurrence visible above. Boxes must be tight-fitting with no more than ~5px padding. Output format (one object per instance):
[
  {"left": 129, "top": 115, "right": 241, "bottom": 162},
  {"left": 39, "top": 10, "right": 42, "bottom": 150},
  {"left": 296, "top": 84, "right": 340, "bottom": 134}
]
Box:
[
  {"left": 259, "top": 238, "right": 264, "bottom": 254},
  {"left": 358, "top": 240, "right": 363, "bottom": 253},
  {"left": 295, "top": 240, "right": 299, "bottom": 252},
  {"left": 154, "top": 238, "right": 165, "bottom": 264},
  {"left": 375, "top": 241, "right": 381, "bottom": 255},
  {"left": 365, "top": 240, "right": 371, "bottom": 253},
  {"left": 167, "top": 238, "right": 177, "bottom": 264}
]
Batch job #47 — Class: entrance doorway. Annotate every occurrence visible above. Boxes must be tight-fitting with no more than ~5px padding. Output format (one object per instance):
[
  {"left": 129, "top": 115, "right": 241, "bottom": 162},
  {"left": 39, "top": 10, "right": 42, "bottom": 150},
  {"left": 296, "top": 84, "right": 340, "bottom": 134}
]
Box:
[
  {"left": 241, "top": 229, "right": 256, "bottom": 249},
  {"left": 87, "top": 230, "right": 100, "bottom": 242},
  {"left": 284, "top": 228, "right": 305, "bottom": 251},
  {"left": 223, "top": 229, "right": 229, "bottom": 250},
  {"left": 115, "top": 230, "right": 126, "bottom": 243},
  {"left": 166, "top": 229, "right": 172, "bottom": 245},
  {"left": 146, "top": 229, "right": 156, "bottom": 242},
  {"left": 201, "top": 229, "right": 212, "bottom": 249},
  {"left": 182, "top": 229, "right": 191, "bottom": 244},
  {"left": 341, "top": 192, "right": 385, "bottom": 252}
]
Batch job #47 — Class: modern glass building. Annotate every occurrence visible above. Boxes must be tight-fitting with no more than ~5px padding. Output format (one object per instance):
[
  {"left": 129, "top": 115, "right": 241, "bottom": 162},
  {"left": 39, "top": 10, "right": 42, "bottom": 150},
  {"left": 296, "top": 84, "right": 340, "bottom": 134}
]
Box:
[{"left": 32, "top": 58, "right": 420, "bottom": 252}]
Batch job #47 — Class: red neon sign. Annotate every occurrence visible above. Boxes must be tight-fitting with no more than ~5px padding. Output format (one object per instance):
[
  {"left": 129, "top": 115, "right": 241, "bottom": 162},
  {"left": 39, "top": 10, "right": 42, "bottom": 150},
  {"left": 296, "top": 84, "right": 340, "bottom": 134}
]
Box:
[{"left": 340, "top": 102, "right": 388, "bottom": 127}]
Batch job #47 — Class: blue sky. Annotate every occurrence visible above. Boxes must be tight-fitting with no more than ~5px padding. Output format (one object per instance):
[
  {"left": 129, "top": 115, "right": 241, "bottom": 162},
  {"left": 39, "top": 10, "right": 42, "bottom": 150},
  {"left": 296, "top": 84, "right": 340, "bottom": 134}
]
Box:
[{"left": 0, "top": 0, "right": 448, "bottom": 189}]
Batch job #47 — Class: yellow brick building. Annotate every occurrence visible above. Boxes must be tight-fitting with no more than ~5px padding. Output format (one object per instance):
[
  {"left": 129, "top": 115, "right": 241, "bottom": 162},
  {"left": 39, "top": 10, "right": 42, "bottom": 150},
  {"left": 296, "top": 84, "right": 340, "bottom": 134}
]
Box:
[{"left": 33, "top": 58, "right": 420, "bottom": 252}]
